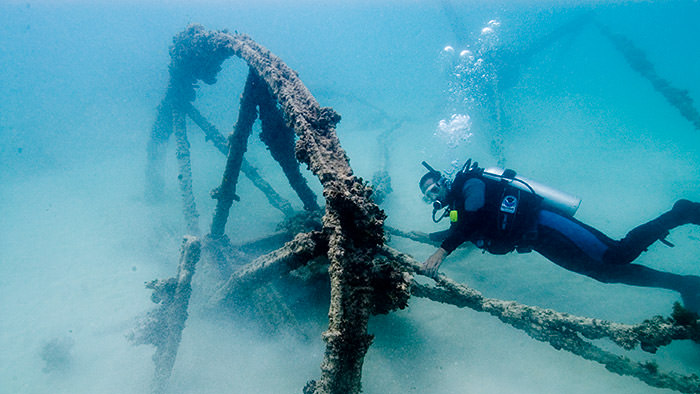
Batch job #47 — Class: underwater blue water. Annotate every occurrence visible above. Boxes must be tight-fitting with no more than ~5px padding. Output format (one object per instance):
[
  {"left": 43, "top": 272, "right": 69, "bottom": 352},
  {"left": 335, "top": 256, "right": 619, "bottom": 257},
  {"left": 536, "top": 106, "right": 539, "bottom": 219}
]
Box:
[{"left": 1, "top": 1, "right": 700, "bottom": 393}]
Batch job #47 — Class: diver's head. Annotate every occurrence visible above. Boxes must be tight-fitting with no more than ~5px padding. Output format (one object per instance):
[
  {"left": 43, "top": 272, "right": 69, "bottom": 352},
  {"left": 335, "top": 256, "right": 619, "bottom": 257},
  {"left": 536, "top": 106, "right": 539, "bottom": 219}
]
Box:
[{"left": 419, "top": 162, "right": 448, "bottom": 204}]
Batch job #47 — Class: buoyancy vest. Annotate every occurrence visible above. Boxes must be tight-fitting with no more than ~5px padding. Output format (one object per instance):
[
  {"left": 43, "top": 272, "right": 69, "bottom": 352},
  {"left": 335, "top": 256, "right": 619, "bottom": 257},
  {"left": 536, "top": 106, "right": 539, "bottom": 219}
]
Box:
[{"left": 446, "top": 164, "right": 542, "bottom": 254}]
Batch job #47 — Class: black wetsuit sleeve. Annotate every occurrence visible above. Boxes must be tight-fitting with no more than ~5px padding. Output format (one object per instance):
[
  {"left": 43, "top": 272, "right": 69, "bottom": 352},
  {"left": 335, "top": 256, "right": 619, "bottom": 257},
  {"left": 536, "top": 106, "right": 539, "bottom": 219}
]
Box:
[
  {"left": 441, "top": 223, "right": 469, "bottom": 254},
  {"left": 440, "top": 178, "right": 486, "bottom": 254}
]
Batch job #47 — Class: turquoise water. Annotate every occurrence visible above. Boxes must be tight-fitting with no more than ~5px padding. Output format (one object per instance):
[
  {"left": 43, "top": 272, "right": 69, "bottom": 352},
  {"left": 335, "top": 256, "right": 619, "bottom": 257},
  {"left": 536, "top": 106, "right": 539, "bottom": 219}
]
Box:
[{"left": 1, "top": 1, "right": 700, "bottom": 393}]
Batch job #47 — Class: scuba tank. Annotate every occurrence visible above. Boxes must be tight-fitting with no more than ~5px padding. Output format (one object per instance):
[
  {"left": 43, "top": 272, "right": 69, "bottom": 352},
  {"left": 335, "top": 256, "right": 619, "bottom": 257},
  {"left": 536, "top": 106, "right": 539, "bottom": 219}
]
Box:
[
  {"left": 421, "top": 158, "right": 582, "bottom": 254},
  {"left": 422, "top": 159, "right": 581, "bottom": 220},
  {"left": 482, "top": 167, "right": 581, "bottom": 217}
]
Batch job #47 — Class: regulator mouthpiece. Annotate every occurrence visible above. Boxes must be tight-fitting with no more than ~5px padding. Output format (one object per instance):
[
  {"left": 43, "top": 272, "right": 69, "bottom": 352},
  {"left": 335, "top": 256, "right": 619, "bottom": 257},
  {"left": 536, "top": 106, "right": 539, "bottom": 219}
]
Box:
[{"left": 432, "top": 200, "right": 449, "bottom": 223}]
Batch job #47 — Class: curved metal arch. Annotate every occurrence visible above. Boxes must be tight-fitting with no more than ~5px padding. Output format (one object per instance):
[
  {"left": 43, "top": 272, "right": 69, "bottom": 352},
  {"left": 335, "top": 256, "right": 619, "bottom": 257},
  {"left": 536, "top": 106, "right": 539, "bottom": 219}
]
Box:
[{"left": 146, "top": 24, "right": 386, "bottom": 394}]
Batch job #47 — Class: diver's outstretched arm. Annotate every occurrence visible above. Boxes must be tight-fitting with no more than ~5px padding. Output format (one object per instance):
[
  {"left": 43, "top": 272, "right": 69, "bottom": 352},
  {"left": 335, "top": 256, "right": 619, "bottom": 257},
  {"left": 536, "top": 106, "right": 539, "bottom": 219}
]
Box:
[{"left": 422, "top": 247, "right": 448, "bottom": 278}]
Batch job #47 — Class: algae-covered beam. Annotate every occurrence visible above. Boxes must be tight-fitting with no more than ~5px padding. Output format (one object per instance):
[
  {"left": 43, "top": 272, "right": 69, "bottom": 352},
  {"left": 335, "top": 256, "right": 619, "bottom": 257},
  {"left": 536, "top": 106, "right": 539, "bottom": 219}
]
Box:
[
  {"left": 214, "top": 232, "right": 410, "bottom": 317},
  {"left": 145, "top": 23, "right": 224, "bottom": 204},
  {"left": 152, "top": 236, "right": 200, "bottom": 393},
  {"left": 597, "top": 22, "right": 700, "bottom": 131},
  {"left": 210, "top": 69, "right": 260, "bottom": 238},
  {"left": 228, "top": 35, "right": 353, "bottom": 183},
  {"left": 385, "top": 226, "right": 446, "bottom": 247},
  {"left": 412, "top": 279, "right": 700, "bottom": 393},
  {"left": 185, "top": 102, "right": 295, "bottom": 216},
  {"left": 382, "top": 246, "right": 700, "bottom": 393},
  {"left": 225, "top": 210, "right": 324, "bottom": 257},
  {"left": 233, "top": 231, "right": 292, "bottom": 255},
  {"left": 257, "top": 74, "right": 320, "bottom": 212},
  {"left": 212, "top": 231, "right": 327, "bottom": 307},
  {"left": 145, "top": 101, "right": 173, "bottom": 201},
  {"left": 212, "top": 230, "right": 324, "bottom": 339},
  {"left": 384, "top": 246, "right": 700, "bottom": 351},
  {"left": 173, "top": 109, "right": 200, "bottom": 235},
  {"left": 129, "top": 236, "right": 201, "bottom": 394}
]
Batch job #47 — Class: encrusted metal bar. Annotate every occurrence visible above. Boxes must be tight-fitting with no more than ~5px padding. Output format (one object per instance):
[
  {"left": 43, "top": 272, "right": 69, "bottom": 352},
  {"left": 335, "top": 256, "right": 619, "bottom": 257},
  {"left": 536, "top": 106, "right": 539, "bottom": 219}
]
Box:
[
  {"left": 597, "top": 22, "right": 700, "bottom": 131},
  {"left": 145, "top": 101, "right": 173, "bottom": 201},
  {"left": 257, "top": 77, "right": 320, "bottom": 212},
  {"left": 185, "top": 102, "right": 295, "bottom": 216},
  {"left": 212, "top": 231, "right": 327, "bottom": 307},
  {"left": 384, "top": 226, "right": 443, "bottom": 247},
  {"left": 173, "top": 109, "right": 200, "bottom": 235},
  {"left": 383, "top": 245, "right": 700, "bottom": 393},
  {"left": 210, "top": 69, "right": 260, "bottom": 238},
  {"left": 129, "top": 236, "right": 201, "bottom": 394}
]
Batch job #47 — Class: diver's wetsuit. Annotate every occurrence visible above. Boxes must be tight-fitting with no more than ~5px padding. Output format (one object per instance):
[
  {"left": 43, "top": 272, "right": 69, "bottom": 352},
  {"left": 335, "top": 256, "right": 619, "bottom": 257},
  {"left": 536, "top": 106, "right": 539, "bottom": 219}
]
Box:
[{"left": 441, "top": 178, "right": 700, "bottom": 288}]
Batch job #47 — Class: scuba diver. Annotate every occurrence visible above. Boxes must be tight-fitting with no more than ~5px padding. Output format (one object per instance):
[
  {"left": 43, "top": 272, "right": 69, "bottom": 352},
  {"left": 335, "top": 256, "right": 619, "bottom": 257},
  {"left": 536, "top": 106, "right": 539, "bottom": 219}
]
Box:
[{"left": 419, "top": 159, "right": 700, "bottom": 310}]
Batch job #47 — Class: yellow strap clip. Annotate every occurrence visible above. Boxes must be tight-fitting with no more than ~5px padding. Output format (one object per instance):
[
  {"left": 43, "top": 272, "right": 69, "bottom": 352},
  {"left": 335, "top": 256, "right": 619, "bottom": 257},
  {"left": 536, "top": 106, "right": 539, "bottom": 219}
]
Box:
[{"left": 450, "top": 210, "right": 458, "bottom": 222}]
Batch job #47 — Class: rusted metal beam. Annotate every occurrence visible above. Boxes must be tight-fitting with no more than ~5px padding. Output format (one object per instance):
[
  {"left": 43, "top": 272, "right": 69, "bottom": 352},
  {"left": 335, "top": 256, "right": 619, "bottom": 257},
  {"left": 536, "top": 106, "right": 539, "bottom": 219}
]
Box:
[
  {"left": 210, "top": 69, "right": 260, "bottom": 238},
  {"left": 129, "top": 236, "right": 202, "bottom": 394},
  {"left": 185, "top": 102, "right": 295, "bottom": 216},
  {"left": 173, "top": 109, "right": 200, "bottom": 235},
  {"left": 384, "top": 245, "right": 700, "bottom": 394},
  {"left": 257, "top": 74, "right": 320, "bottom": 212}
]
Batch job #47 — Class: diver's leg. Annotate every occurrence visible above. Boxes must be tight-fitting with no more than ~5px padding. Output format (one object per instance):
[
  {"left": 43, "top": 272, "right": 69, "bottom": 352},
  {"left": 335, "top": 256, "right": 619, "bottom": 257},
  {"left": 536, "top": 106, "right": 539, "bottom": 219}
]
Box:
[
  {"left": 533, "top": 210, "right": 700, "bottom": 310},
  {"left": 603, "top": 199, "right": 700, "bottom": 265},
  {"left": 587, "top": 265, "right": 700, "bottom": 313},
  {"left": 532, "top": 211, "right": 614, "bottom": 275},
  {"left": 588, "top": 263, "right": 689, "bottom": 290}
]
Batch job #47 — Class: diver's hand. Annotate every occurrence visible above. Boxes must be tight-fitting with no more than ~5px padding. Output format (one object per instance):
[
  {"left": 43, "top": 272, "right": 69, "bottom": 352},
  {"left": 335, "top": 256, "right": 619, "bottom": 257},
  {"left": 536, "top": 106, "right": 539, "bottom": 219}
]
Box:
[{"left": 422, "top": 248, "right": 448, "bottom": 278}]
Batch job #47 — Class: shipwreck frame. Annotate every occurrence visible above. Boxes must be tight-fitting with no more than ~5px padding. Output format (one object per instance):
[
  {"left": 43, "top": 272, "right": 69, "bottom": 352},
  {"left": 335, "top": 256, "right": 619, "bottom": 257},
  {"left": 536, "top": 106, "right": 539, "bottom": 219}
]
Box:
[{"left": 136, "top": 24, "right": 700, "bottom": 394}]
